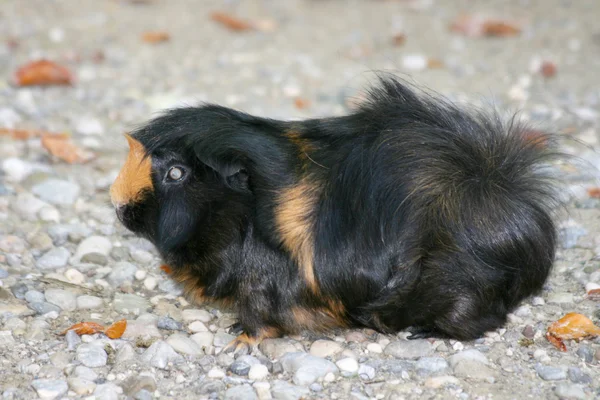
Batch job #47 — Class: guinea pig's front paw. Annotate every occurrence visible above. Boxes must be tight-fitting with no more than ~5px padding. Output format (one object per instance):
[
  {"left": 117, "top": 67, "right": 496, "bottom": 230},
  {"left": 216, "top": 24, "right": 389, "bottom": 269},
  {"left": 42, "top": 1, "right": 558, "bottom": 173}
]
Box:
[{"left": 223, "top": 327, "right": 281, "bottom": 356}]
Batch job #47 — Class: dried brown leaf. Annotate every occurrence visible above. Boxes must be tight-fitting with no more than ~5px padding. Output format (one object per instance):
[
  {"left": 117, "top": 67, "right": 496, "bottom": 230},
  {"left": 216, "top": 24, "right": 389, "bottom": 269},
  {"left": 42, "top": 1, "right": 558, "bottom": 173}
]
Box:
[
  {"left": 540, "top": 61, "right": 557, "bottom": 78},
  {"left": 546, "top": 312, "right": 600, "bottom": 351},
  {"left": 588, "top": 188, "right": 600, "bottom": 199},
  {"left": 41, "top": 134, "right": 95, "bottom": 164},
  {"left": 0, "top": 128, "right": 45, "bottom": 140},
  {"left": 392, "top": 33, "right": 406, "bottom": 46},
  {"left": 60, "top": 321, "right": 105, "bottom": 336},
  {"left": 294, "top": 97, "right": 310, "bottom": 110},
  {"left": 14, "top": 59, "right": 74, "bottom": 86},
  {"left": 142, "top": 31, "right": 171, "bottom": 43},
  {"left": 104, "top": 319, "right": 127, "bottom": 339},
  {"left": 450, "top": 15, "right": 521, "bottom": 38},
  {"left": 211, "top": 12, "right": 254, "bottom": 32}
]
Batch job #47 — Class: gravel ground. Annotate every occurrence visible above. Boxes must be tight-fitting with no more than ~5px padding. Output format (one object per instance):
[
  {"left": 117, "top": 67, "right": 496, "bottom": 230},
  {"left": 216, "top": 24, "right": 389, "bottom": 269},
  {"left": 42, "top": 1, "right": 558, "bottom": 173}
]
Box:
[{"left": 1, "top": 0, "right": 600, "bottom": 399}]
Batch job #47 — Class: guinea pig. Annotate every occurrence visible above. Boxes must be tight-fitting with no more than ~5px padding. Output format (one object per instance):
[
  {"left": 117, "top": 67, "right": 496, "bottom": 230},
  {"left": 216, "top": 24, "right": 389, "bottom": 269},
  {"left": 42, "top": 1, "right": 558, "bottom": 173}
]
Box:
[{"left": 110, "top": 76, "right": 559, "bottom": 353}]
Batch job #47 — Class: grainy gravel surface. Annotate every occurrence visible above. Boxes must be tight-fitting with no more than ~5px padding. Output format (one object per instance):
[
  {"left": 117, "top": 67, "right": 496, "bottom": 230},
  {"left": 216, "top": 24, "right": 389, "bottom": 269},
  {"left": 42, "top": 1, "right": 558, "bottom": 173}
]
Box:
[{"left": 1, "top": 0, "right": 600, "bottom": 399}]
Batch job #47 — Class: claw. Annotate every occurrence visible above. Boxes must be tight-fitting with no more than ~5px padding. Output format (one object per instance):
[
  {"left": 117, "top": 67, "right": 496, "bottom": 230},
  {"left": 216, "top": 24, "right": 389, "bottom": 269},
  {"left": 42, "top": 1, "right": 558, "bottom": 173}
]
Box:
[
  {"left": 222, "top": 327, "right": 281, "bottom": 356},
  {"left": 406, "top": 327, "right": 438, "bottom": 340},
  {"left": 227, "top": 322, "right": 244, "bottom": 336},
  {"left": 223, "top": 333, "right": 255, "bottom": 356}
]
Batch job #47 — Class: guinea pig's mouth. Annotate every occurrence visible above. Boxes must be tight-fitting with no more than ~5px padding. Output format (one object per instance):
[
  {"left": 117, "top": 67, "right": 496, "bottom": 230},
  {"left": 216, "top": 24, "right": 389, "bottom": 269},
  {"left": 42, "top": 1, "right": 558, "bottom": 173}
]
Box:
[{"left": 114, "top": 201, "right": 147, "bottom": 235}]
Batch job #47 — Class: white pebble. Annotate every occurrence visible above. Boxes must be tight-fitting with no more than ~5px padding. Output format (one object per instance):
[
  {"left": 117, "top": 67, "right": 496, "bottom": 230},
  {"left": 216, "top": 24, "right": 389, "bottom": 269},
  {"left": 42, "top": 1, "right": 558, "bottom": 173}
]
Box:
[
  {"left": 336, "top": 357, "right": 359, "bottom": 376},
  {"left": 324, "top": 372, "right": 336, "bottom": 382},
  {"left": 207, "top": 368, "right": 225, "bottom": 379},
  {"left": 585, "top": 282, "right": 600, "bottom": 294},
  {"left": 135, "top": 270, "right": 147, "bottom": 280},
  {"left": 65, "top": 269, "right": 85, "bottom": 285},
  {"left": 248, "top": 364, "right": 269, "bottom": 380},
  {"left": 366, "top": 343, "right": 382, "bottom": 354},
  {"left": 188, "top": 321, "right": 208, "bottom": 333},
  {"left": 402, "top": 54, "right": 427, "bottom": 71},
  {"left": 144, "top": 277, "right": 157, "bottom": 291}
]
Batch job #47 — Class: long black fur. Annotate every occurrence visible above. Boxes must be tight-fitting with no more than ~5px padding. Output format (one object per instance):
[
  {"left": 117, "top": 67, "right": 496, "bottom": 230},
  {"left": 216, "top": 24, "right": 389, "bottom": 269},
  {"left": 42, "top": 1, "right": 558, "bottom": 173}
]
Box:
[{"left": 116, "top": 76, "right": 560, "bottom": 342}]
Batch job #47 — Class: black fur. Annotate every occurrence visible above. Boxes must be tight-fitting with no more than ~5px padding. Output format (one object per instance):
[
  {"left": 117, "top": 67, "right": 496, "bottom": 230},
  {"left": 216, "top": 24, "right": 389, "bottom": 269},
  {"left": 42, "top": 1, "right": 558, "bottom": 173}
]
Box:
[{"left": 115, "top": 76, "right": 559, "bottom": 342}]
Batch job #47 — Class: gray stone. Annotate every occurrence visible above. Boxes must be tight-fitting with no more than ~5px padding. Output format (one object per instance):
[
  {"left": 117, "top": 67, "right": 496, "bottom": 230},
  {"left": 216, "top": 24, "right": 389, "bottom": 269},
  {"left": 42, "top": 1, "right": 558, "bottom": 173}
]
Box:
[
  {"left": 94, "top": 383, "right": 122, "bottom": 400},
  {"left": 29, "top": 301, "right": 61, "bottom": 315},
  {"left": 141, "top": 340, "right": 184, "bottom": 369},
  {"left": 65, "top": 329, "right": 81, "bottom": 350},
  {"left": 11, "top": 193, "right": 48, "bottom": 221},
  {"left": 309, "top": 340, "right": 343, "bottom": 358},
  {"left": 76, "top": 344, "right": 108, "bottom": 368},
  {"left": 576, "top": 346, "right": 594, "bottom": 364},
  {"left": 554, "top": 383, "right": 587, "bottom": 400},
  {"left": 224, "top": 384, "right": 258, "bottom": 400},
  {"left": 31, "top": 379, "right": 68, "bottom": 400},
  {"left": 567, "top": 367, "right": 592, "bottom": 384},
  {"left": 258, "top": 338, "right": 302, "bottom": 359},
  {"left": 453, "top": 359, "right": 496, "bottom": 380},
  {"left": 416, "top": 357, "right": 449, "bottom": 375},
  {"left": 44, "top": 289, "right": 77, "bottom": 311},
  {"left": 213, "top": 331, "right": 236, "bottom": 348},
  {"left": 157, "top": 316, "right": 183, "bottom": 331},
  {"left": 116, "top": 343, "right": 137, "bottom": 364},
  {"left": 0, "top": 268, "right": 8, "bottom": 278},
  {"left": 0, "top": 331, "right": 15, "bottom": 345},
  {"left": 358, "top": 364, "right": 376, "bottom": 380},
  {"left": 166, "top": 333, "right": 204, "bottom": 356},
  {"left": 32, "top": 179, "right": 80, "bottom": 205},
  {"left": 449, "top": 349, "right": 489, "bottom": 367},
  {"left": 107, "top": 261, "right": 137, "bottom": 286},
  {"left": 121, "top": 375, "right": 157, "bottom": 396},
  {"left": 547, "top": 292, "right": 574, "bottom": 304},
  {"left": 181, "top": 308, "right": 213, "bottom": 323},
  {"left": 384, "top": 339, "right": 433, "bottom": 359},
  {"left": 536, "top": 364, "right": 567, "bottom": 381},
  {"left": 25, "top": 290, "right": 45, "bottom": 304},
  {"left": 77, "top": 295, "right": 103, "bottom": 310},
  {"left": 0, "top": 235, "right": 26, "bottom": 253},
  {"left": 113, "top": 293, "right": 150, "bottom": 314},
  {"left": 74, "top": 236, "right": 112, "bottom": 265},
  {"left": 271, "top": 380, "right": 310, "bottom": 400},
  {"left": 74, "top": 366, "right": 98, "bottom": 381},
  {"left": 36, "top": 247, "right": 70, "bottom": 270},
  {"left": 229, "top": 355, "right": 261, "bottom": 376},
  {"left": 10, "top": 283, "right": 28, "bottom": 299},
  {"left": 280, "top": 352, "right": 338, "bottom": 385},
  {"left": 134, "top": 389, "right": 153, "bottom": 400},
  {"left": 67, "top": 377, "right": 96, "bottom": 395}
]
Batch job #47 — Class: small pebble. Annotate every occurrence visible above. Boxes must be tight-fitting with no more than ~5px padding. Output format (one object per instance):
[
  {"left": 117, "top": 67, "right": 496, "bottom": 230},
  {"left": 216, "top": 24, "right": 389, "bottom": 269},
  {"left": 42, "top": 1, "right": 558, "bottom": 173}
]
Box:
[
  {"left": 536, "top": 364, "right": 567, "bottom": 381},
  {"left": 77, "top": 344, "right": 108, "bottom": 368},
  {"left": 36, "top": 247, "right": 70, "bottom": 270},
  {"left": 44, "top": 289, "right": 77, "bottom": 311},
  {"left": 208, "top": 368, "right": 225, "bottom": 379},
  {"left": 336, "top": 357, "right": 359, "bottom": 376},
  {"left": 77, "top": 295, "right": 103, "bottom": 310},
  {"left": 248, "top": 364, "right": 269, "bottom": 380},
  {"left": 31, "top": 379, "right": 68, "bottom": 400},
  {"left": 366, "top": 343, "right": 382, "bottom": 354},
  {"left": 157, "top": 316, "right": 183, "bottom": 331}
]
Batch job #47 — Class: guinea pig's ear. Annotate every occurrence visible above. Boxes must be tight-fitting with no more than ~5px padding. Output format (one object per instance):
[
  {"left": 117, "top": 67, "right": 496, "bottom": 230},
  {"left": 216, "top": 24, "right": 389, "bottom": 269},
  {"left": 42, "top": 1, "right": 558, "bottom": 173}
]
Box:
[{"left": 199, "top": 154, "right": 250, "bottom": 191}]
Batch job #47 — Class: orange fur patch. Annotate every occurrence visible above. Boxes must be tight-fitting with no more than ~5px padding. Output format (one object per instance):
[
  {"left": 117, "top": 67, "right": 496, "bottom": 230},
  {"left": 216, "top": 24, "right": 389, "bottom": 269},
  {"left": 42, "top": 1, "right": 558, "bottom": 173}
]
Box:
[
  {"left": 291, "top": 299, "right": 348, "bottom": 331},
  {"left": 171, "top": 266, "right": 235, "bottom": 310},
  {"left": 110, "top": 135, "right": 153, "bottom": 206},
  {"left": 224, "top": 327, "right": 280, "bottom": 353},
  {"left": 276, "top": 179, "right": 321, "bottom": 293}
]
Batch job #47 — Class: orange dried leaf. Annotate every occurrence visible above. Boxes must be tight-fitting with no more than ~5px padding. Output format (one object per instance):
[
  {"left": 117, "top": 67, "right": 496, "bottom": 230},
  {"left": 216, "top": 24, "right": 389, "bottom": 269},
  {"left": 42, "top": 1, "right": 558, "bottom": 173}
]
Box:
[
  {"left": 545, "top": 332, "right": 567, "bottom": 352},
  {"left": 0, "top": 128, "right": 44, "bottom": 140},
  {"left": 587, "top": 187, "right": 600, "bottom": 199},
  {"left": 104, "top": 319, "right": 127, "bottom": 339},
  {"left": 211, "top": 12, "right": 254, "bottom": 32},
  {"left": 450, "top": 15, "right": 521, "bottom": 38},
  {"left": 294, "top": 97, "right": 310, "bottom": 110},
  {"left": 160, "top": 264, "right": 172, "bottom": 274},
  {"left": 427, "top": 58, "right": 444, "bottom": 69},
  {"left": 142, "top": 31, "right": 171, "bottom": 43},
  {"left": 60, "top": 321, "right": 105, "bottom": 336},
  {"left": 392, "top": 33, "right": 406, "bottom": 46},
  {"left": 15, "top": 59, "right": 74, "bottom": 86},
  {"left": 41, "top": 134, "right": 95, "bottom": 164},
  {"left": 540, "top": 61, "right": 557, "bottom": 78},
  {"left": 547, "top": 313, "right": 600, "bottom": 347}
]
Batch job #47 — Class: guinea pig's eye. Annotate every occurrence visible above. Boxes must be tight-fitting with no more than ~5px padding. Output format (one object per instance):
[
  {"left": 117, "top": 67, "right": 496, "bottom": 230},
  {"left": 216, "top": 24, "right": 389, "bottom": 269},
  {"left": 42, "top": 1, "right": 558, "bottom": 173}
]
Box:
[{"left": 166, "top": 166, "right": 185, "bottom": 182}]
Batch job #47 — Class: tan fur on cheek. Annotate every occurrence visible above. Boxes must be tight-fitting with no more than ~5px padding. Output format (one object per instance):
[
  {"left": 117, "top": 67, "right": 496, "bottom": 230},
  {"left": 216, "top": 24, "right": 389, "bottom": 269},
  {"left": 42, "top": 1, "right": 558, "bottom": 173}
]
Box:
[{"left": 110, "top": 135, "right": 154, "bottom": 206}]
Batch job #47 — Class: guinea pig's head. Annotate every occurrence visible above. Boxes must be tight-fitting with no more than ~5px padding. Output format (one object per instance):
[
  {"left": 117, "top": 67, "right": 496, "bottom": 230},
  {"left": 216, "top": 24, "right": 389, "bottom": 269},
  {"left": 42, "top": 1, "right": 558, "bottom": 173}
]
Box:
[{"left": 109, "top": 121, "right": 252, "bottom": 259}]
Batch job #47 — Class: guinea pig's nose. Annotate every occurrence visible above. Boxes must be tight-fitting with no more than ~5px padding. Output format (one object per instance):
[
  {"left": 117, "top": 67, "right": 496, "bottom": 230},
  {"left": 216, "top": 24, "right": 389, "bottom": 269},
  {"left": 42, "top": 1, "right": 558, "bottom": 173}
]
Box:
[{"left": 114, "top": 203, "right": 127, "bottom": 220}]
